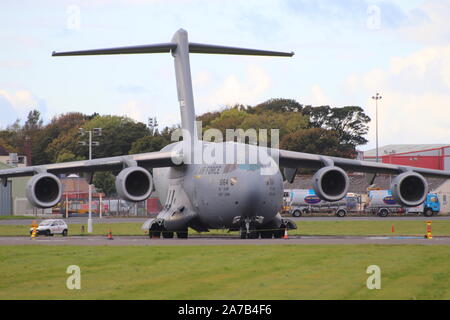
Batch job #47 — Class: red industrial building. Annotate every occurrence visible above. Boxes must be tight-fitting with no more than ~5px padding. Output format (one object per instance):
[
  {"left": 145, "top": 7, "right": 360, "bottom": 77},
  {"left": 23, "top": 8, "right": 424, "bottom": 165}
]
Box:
[{"left": 363, "top": 144, "right": 450, "bottom": 171}]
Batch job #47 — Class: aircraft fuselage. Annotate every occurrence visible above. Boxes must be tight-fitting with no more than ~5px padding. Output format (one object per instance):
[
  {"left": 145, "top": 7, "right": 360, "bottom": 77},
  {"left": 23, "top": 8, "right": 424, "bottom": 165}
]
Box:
[{"left": 152, "top": 141, "right": 284, "bottom": 231}]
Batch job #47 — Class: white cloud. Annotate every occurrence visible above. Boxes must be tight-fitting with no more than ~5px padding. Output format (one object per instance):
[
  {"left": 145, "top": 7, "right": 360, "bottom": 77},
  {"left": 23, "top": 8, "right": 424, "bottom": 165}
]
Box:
[
  {"left": 0, "top": 88, "right": 48, "bottom": 128},
  {"left": 307, "top": 85, "right": 331, "bottom": 106},
  {"left": 198, "top": 65, "right": 271, "bottom": 113},
  {"left": 0, "top": 89, "right": 39, "bottom": 113},
  {"left": 399, "top": 1, "right": 450, "bottom": 45},
  {"left": 193, "top": 71, "right": 212, "bottom": 89},
  {"left": 118, "top": 100, "right": 147, "bottom": 123},
  {"left": 345, "top": 44, "right": 450, "bottom": 149}
]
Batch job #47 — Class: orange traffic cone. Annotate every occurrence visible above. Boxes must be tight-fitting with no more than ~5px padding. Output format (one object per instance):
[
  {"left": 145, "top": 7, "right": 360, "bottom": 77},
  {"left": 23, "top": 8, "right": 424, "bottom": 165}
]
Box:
[
  {"left": 391, "top": 225, "right": 395, "bottom": 233},
  {"left": 283, "top": 228, "right": 289, "bottom": 239},
  {"left": 107, "top": 229, "right": 113, "bottom": 240}
]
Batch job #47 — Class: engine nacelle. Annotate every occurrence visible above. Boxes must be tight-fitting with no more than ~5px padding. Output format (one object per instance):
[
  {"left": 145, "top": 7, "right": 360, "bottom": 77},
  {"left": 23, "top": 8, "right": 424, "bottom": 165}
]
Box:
[
  {"left": 312, "top": 166, "right": 349, "bottom": 202},
  {"left": 391, "top": 172, "right": 428, "bottom": 207},
  {"left": 26, "top": 173, "right": 62, "bottom": 208},
  {"left": 115, "top": 166, "right": 153, "bottom": 202}
]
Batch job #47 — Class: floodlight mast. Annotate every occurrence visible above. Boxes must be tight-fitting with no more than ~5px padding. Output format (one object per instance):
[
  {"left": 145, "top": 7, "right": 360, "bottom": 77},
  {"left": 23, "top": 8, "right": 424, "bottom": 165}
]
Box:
[{"left": 52, "top": 28, "right": 294, "bottom": 161}]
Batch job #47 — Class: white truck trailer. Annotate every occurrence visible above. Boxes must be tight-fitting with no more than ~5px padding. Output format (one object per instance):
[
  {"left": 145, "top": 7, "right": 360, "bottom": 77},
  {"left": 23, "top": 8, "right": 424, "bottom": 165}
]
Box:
[
  {"left": 285, "top": 189, "right": 359, "bottom": 217},
  {"left": 366, "top": 190, "right": 440, "bottom": 217}
]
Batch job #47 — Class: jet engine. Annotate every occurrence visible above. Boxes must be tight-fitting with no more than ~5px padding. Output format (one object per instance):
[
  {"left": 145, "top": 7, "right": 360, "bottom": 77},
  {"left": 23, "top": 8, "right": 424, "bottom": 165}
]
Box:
[
  {"left": 391, "top": 171, "right": 428, "bottom": 207},
  {"left": 115, "top": 166, "right": 153, "bottom": 202},
  {"left": 26, "top": 172, "right": 62, "bottom": 208},
  {"left": 312, "top": 166, "right": 349, "bottom": 202}
]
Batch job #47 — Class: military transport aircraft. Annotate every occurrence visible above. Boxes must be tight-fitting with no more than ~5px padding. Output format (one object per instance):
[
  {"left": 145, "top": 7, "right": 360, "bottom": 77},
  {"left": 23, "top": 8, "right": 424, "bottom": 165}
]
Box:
[{"left": 1, "top": 29, "right": 450, "bottom": 239}]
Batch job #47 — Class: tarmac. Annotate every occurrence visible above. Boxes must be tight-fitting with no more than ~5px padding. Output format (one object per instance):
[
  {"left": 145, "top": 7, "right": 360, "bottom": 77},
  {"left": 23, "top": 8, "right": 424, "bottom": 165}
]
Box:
[
  {"left": 1, "top": 235, "right": 449, "bottom": 246},
  {"left": 2, "top": 215, "right": 450, "bottom": 225}
]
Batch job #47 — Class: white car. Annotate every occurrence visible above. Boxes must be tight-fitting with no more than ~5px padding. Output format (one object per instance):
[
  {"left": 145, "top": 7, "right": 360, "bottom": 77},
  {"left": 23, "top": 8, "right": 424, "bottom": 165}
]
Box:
[{"left": 30, "top": 219, "right": 68, "bottom": 237}]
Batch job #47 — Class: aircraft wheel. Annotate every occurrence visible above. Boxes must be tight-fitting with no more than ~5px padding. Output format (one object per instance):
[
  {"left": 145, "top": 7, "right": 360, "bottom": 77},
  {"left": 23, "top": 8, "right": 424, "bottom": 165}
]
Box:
[
  {"left": 378, "top": 209, "right": 389, "bottom": 217},
  {"left": 273, "top": 229, "right": 284, "bottom": 239},
  {"left": 248, "top": 231, "right": 259, "bottom": 239},
  {"left": 149, "top": 230, "right": 161, "bottom": 239},
  {"left": 336, "top": 210, "right": 346, "bottom": 217},
  {"left": 292, "top": 210, "right": 301, "bottom": 217},
  {"left": 240, "top": 229, "right": 247, "bottom": 239},
  {"left": 260, "top": 230, "right": 273, "bottom": 239},
  {"left": 162, "top": 231, "right": 174, "bottom": 238},
  {"left": 177, "top": 230, "right": 188, "bottom": 239},
  {"left": 424, "top": 209, "right": 433, "bottom": 217}
]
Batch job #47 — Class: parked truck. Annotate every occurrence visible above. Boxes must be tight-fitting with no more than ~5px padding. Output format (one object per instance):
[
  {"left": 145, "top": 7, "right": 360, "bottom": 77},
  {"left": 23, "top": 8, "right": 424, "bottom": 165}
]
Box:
[
  {"left": 284, "top": 189, "right": 360, "bottom": 217},
  {"left": 366, "top": 190, "right": 440, "bottom": 217}
]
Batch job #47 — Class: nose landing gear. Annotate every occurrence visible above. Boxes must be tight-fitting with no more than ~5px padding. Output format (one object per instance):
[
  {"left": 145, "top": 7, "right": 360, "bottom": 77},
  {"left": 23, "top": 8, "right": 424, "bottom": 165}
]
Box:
[{"left": 236, "top": 216, "right": 264, "bottom": 239}]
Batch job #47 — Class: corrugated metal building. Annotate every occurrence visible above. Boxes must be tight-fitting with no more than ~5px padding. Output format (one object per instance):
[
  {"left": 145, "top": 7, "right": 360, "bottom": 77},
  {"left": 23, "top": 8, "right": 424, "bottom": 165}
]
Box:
[
  {"left": 0, "top": 161, "right": 31, "bottom": 216},
  {"left": 0, "top": 162, "right": 12, "bottom": 215},
  {"left": 363, "top": 144, "right": 450, "bottom": 171}
]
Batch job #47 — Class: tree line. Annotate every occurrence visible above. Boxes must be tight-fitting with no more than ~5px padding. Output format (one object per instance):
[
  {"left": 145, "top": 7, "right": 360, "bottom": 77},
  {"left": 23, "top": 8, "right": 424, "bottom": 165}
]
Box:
[
  {"left": 0, "top": 98, "right": 370, "bottom": 195},
  {"left": 198, "top": 98, "right": 370, "bottom": 158}
]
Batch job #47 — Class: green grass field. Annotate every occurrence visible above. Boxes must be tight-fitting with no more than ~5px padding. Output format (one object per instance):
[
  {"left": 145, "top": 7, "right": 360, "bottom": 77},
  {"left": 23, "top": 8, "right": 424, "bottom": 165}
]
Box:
[
  {"left": 0, "top": 220, "right": 449, "bottom": 237},
  {"left": 1, "top": 244, "right": 450, "bottom": 299}
]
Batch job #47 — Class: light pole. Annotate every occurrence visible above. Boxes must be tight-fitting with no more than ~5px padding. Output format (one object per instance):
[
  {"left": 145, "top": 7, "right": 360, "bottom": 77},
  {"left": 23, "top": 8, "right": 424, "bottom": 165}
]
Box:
[
  {"left": 148, "top": 117, "right": 158, "bottom": 135},
  {"left": 79, "top": 127, "right": 102, "bottom": 233},
  {"left": 372, "top": 93, "right": 382, "bottom": 163}
]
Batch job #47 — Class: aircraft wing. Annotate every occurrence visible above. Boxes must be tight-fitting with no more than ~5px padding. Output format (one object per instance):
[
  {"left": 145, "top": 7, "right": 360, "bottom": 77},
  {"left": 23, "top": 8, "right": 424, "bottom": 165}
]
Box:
[
  {"left": 276, "top": 149, "right": 450, "bottom": 179},
  {"left": 0, "top": 150, "right": 182, "bottom": 179}
]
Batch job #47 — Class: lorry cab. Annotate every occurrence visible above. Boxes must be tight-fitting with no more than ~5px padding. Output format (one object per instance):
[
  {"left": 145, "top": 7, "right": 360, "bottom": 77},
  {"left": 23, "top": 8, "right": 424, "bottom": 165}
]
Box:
[
  {"left": 282, "top": 190, "right": 292, "bottom": 213},
  {"left": 402, "top": 193, "right": 440, "bottom": 217},
  {"left": 424, "top": 193, "right": 440, "bottom": 216}
]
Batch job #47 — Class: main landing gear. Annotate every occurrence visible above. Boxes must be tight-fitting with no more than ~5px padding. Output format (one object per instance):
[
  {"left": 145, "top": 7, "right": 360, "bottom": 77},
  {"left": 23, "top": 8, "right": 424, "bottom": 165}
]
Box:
[
  {"left": 238, "top": 217, "right": 288, "bottom": 239},
  {"left": 149, "top": 228, "right": 189, "bottom": 239}
]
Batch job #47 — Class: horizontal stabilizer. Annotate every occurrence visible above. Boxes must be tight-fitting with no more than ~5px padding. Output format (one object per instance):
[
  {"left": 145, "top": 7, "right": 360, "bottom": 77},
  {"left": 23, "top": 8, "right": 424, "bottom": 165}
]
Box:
[
  {"left": 52, "top": 42, "right": 177, "bottom": 56},
  {"left": 188, "top": 42, "right": 294, "bottom": 57},
  {"left": 53, "top": 42, "right": 294, "bottom": 57}
]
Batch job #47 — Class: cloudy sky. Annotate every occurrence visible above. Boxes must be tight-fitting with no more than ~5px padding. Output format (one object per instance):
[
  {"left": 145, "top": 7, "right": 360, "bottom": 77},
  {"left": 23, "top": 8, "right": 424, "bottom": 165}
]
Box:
[{"left": 0, "top": 0, "right": 449, "bottom": 151}]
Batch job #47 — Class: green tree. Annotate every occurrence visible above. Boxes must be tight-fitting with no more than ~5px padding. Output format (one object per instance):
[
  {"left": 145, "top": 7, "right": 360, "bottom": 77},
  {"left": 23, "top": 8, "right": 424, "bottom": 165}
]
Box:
[
  {"left": 32, "top": 112, "right": 87, "bottom": 165},
  {"left": 129, "top": 135, "right": 170, "bottom": 154},
  {"left": 280, "top": 128, "right": 349, "bottom": 157},
  {"left": 44, "top": 126, "right": 84, "bottom": 163},
  {"left": 55, "top": 151, "right": 82, "bottom": 163},
  {"left": 250, "top": 98, "right": 304, "bottom": 113},
  {"left": 325, "top": 106, "right": 371, "bottom": 146},
  {"left": 81, "top": 115, "right": 150, "bottom": 159},
  {"left": 302, "top": 105, "right": 332, "bottom": 128},
  {"left": 302, "top": 105, "right": 370, "bottom": 148},
  {"left": 206, "top": 107, "right": 248, "bottom": 134},
  {"left": 93, "top": 171, "right": 116, "bottom": 197},
  {"left": 197, "top": 111, "right": 222, "bottom": 128},
  {"left": 0, "top": 119, "right": 21, "bottom": 153},
  {"left": 23, "top": 110, "right": 43, "bottom": 132},
  {"left": 43, "top": 115, "right": 150, "bottom": 163},
  {"left": 241, "top": 112, "right": 308, "bottom": 136}
]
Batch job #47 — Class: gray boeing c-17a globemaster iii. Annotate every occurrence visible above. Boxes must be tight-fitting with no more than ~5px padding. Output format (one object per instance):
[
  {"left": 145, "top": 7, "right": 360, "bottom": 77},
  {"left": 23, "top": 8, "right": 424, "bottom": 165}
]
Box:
[{"left": 1, "top": 29, "right": 450, "bottom": 239}]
